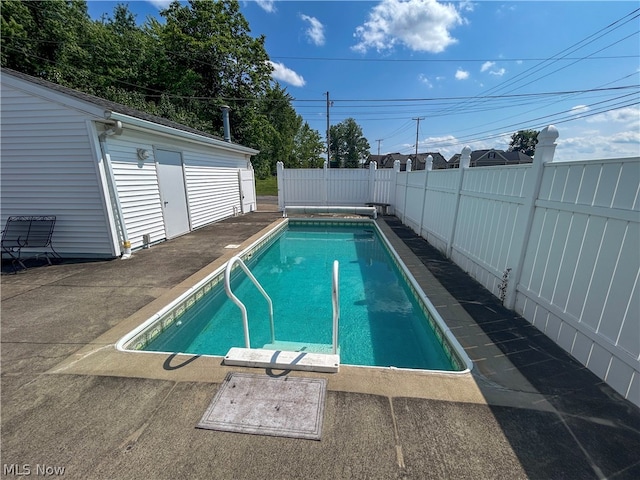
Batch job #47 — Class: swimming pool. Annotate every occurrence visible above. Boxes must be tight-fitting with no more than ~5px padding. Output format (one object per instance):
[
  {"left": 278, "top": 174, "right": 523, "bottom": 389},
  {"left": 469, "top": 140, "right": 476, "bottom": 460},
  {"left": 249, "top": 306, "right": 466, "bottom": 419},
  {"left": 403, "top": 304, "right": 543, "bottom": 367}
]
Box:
[{"left": 117, "top": 219, "right": 471, "bottom": 373}]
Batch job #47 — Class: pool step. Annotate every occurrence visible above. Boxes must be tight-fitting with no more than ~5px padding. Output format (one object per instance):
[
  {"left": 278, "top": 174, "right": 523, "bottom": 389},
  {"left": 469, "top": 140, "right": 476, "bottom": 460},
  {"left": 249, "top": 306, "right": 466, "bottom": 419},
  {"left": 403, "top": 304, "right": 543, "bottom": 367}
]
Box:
[
  {"left": 262, "top": 340, "right": 339, "bottom": 355},
  {"left": 224, "top": 347, "right": 340, "bottom": 373}
]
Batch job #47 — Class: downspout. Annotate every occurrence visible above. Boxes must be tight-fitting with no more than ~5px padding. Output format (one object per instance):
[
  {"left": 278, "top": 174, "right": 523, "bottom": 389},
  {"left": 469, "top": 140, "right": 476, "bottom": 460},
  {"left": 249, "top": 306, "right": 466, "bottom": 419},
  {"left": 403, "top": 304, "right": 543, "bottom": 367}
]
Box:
[{"left": 98, "top": 120, "right": 132, "bottom": 259}]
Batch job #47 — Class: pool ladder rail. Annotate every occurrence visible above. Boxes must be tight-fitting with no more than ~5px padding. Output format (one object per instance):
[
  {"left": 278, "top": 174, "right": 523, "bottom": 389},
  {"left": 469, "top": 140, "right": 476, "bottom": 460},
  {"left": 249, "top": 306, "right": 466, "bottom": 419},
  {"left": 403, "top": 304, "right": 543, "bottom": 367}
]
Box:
[
  {"left": 223, "top": 255, "right": 275, "bottom": 349},
  {"left": 223, "top": 256, "right": 341, "bottom": 373}
]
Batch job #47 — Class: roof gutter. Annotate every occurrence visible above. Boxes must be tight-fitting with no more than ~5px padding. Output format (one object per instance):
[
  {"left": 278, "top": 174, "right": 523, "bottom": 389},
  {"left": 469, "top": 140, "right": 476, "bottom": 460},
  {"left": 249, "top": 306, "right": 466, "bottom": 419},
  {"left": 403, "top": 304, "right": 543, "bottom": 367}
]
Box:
[{"left": 104, "top": 111, "right": 259, "bottom": 157}]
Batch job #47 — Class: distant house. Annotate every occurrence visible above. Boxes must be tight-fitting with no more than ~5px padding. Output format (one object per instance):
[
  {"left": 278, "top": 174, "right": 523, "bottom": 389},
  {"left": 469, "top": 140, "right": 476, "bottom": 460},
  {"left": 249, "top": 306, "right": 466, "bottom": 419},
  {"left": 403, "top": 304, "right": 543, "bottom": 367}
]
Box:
[
  {"left": 1, "top": 68, "right": 259, "bottom": 259},
  {"left": 366, "top": 152, "right": 447, "bottom": 171},
  {"left": 448, "top": 149, "right": 533, "bottom": 168},
  {"left": 409, "top": 152, "right": 448, "bottom": 170},
  {"left": 363, "top": 154, "right": 386, "bottom": 168}
]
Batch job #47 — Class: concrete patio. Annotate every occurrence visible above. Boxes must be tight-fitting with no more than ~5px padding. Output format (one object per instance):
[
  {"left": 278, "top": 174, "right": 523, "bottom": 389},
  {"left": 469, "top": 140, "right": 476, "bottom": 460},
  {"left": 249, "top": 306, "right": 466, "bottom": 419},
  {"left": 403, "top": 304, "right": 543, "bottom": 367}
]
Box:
[{"left": 1, "top": 197, "right": 639, "bottom": 479}]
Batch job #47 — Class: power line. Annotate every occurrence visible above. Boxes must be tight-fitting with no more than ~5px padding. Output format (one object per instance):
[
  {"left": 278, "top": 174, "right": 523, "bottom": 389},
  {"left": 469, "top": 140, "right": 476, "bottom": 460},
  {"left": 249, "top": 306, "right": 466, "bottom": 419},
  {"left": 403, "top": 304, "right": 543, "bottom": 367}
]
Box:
[
  {"left": 431, "top": 8, "right": 640, "bottom": 117},
  {"left": 269, "top": 55, "right": 638, "bottom": 63}
]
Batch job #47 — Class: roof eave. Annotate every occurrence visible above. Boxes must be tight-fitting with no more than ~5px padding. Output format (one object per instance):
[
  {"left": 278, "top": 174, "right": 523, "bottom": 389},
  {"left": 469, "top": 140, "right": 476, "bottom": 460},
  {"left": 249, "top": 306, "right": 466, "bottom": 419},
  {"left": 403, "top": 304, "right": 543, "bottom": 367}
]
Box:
[{"left": 106, "top": 111, "right": 259, "bottom": 156}]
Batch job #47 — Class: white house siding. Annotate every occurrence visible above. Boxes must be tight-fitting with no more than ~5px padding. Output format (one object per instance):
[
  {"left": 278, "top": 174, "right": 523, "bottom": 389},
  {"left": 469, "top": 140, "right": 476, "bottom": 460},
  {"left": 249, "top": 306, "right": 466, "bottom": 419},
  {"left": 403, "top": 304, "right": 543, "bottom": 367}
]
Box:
[
  {"left": 185, "top": 163, "right": 241, "bottom": 229},
  {"left": 104, "top": 132, "right": 165, "bottom": 251},
  {"left": 182, "top": 148, "right": 246, "bottom": 228},
  {"left": 0, "top": 82, "right": 116, "bottom": 257},
  {"left": 106, "top": 130, "right": 248, "bottom": 249}
]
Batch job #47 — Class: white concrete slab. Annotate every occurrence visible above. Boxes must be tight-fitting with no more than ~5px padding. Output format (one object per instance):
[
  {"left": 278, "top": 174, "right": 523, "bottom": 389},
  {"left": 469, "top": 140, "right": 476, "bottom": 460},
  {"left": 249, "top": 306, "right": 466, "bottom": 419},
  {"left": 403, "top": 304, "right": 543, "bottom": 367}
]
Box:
[{"left": 224, "top": 347, "right": 340, "bottom": 373}]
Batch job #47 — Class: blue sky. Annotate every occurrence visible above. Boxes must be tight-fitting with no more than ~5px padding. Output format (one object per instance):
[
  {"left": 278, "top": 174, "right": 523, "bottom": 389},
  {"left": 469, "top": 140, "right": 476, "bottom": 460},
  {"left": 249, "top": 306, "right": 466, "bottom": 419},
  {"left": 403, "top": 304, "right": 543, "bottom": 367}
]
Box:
[{"left": 87, "top": 1, "right": 640, "bottom": 161}]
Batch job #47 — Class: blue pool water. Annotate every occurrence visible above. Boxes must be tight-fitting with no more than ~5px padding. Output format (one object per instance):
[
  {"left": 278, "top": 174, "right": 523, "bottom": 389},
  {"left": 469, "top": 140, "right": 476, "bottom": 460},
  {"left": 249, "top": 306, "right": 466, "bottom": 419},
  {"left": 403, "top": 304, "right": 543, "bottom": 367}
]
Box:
[{"left": 143, "top": 221, "right": 458, "bottom": 371}]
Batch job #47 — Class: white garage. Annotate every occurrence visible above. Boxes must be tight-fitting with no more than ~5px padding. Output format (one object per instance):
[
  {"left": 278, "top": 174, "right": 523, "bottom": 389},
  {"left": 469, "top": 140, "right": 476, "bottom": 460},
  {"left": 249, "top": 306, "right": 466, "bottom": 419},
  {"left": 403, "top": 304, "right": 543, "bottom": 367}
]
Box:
[{"left": 1, "top": 68, "right": 258, "bottom": 258}]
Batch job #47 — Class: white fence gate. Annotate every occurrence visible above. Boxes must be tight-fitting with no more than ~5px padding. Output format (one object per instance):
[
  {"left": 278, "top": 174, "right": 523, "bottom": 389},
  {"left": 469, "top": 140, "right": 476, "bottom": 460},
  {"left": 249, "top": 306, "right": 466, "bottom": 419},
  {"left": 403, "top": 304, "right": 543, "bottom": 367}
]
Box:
[{"left": 239, "top": 168, "right": 256, "bottom": 213}]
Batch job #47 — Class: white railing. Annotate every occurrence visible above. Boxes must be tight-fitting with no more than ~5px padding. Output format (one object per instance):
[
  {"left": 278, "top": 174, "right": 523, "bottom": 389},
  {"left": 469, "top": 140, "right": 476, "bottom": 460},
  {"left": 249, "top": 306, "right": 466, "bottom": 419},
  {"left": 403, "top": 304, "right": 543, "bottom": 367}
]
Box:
[
  {"left": 224, "top": 256, "right": 274, "bottom": 349},
  {"left": 332, "top": 260, "right": 340, "bottom": 355}
]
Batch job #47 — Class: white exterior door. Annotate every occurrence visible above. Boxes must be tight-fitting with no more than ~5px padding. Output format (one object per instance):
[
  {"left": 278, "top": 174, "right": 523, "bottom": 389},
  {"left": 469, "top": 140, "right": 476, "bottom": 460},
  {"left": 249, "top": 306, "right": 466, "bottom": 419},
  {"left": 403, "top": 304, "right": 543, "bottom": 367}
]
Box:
[
  {"left": 155, "top": 149, "right": 190, "bottom": 238},
  {"left": 239, "top": 168, "right": 256, "bottom": 213}
]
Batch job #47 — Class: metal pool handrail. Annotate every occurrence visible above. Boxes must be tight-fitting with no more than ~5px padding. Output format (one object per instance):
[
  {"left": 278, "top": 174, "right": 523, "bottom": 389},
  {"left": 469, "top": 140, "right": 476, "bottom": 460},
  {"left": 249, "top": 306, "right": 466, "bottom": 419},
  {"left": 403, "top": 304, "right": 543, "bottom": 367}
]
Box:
[
  {"left": 332, "top": 260, "right": 340, "bottom": 355},
  {"left": 224, "top": 256, "right": 274, "bottom": 349}
]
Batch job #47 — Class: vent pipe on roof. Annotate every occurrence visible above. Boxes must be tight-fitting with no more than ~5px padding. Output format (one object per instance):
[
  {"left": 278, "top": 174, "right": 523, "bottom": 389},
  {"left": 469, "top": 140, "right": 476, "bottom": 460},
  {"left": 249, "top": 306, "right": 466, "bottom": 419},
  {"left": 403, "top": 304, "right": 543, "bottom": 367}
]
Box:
[{"left": 221, "top": 105, "right": 231, "bottom": 142}]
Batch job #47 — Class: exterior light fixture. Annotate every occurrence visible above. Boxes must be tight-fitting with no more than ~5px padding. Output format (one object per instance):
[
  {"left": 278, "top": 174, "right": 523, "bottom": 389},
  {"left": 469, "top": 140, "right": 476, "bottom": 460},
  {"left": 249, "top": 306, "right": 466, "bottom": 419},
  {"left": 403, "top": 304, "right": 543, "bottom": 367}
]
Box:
[{"left": 137, "top": 148, "right": 150, "bottom": 161}]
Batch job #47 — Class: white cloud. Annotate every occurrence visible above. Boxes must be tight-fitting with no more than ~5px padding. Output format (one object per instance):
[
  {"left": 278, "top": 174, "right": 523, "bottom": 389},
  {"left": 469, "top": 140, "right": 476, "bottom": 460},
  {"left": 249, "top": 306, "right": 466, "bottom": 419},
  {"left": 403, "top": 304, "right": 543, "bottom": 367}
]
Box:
[
  {"left": 268, "top": 61, "right": 306, "bottom": 87},
  {"left": 586, "top": 106, "right": 640, "bottom": 125},
  {"left": 480, "top": 61, "right": 505, "bottom": 76},
  {"left": 481, "top": 61, "right": 495, "bottom": 72},
  {"left": 496, "top": 4, "right": 516, "bottom": 16},
  {"left": 555, "top": 130, "right": 640, "bottom": 160},
  {"left": 569, "top": 105, "right": 590, "bottom": 119},
  {"left": 300, "top": 14, "right": 325, "bottom": 46},
  {"left": 352, "top": 0, "right": 464, "bottom": 54},
  {"left": 455, "top": 69, "right": 470, "bottom": 80},
  {"left": 255, "top": 0, "right": 276, "bottom": 13},
  {"left": 418, "top": 74, "right": 433, "bottom": 88},
  {"left": 147, "top": 0, "right": 172, "bottom": 8},
  {"left": 571, "top": 105, "right": 590, "bottom": 114},
  {"left": 459, "top": 1, "right": 475, "bottom": 12}
]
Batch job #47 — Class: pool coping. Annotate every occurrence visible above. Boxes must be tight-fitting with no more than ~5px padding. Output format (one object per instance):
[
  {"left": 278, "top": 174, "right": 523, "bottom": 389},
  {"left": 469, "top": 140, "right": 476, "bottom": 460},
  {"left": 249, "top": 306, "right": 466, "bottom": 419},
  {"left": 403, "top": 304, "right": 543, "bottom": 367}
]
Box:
[{"left": 47, "top": 215, "right": 487, "bottom": 405}]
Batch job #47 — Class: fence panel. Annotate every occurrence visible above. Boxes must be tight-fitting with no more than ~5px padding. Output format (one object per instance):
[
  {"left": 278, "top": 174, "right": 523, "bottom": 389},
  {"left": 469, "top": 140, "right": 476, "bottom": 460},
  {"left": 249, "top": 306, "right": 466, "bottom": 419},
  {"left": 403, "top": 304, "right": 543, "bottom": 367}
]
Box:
[
  {"left": 372, "top": 168, "right": 394, "bottom": 205},
  {"left": 280, "top": 168, "right": 326, "bottom": 206},
  {"left": 516, "top": 159, "right": 640, "bottom": 404},
  {"left": 326, "top": 168, "right": 370, "bottom": 205},
  {"left": 394, "top": 172, "right": 407, "bottom": 219},
  {"left": 277, "top": 163, "right": 395, "bottom": 208},
  {"left": 420, "top": 169, "right": 459, "bottom": 253},
  {"left": 403, "top": 171, "right": 427, "bottom": 233},
  {"left": 449, "top": 165, "right": 531, "bottom": 296}
]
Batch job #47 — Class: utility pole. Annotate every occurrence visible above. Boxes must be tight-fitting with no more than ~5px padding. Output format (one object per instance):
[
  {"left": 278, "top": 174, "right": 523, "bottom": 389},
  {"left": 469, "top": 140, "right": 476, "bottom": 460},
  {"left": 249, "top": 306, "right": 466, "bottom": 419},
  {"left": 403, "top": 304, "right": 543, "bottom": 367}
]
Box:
[
  {"left": 412, "top": 117, "right": 425, "bottom": 157},
  {"left": 325, "top": 91, "right": 331, "bottom": 167},
  {"left": 375, "top": 139, "right": 383, "bottom": 155}
]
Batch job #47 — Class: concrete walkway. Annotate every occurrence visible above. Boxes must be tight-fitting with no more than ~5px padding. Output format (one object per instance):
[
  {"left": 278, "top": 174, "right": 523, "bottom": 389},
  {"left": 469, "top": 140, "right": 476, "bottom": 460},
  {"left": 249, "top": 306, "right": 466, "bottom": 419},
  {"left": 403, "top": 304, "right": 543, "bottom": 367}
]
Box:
[{"left": 2, "top": 198, "right": 639, "bottom": 479}]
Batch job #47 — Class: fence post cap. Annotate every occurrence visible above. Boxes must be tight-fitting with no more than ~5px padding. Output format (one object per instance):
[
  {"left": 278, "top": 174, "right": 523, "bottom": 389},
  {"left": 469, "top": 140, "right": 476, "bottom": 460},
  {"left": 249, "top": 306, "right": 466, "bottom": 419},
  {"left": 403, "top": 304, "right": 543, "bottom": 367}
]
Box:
[{"left": 538, "top": 125, "right": 559, "bottom": 145}]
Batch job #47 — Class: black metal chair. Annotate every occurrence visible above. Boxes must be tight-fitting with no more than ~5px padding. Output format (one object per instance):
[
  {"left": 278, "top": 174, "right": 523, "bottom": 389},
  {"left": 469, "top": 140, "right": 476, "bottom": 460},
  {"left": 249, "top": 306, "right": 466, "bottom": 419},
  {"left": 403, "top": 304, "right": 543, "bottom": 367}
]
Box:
[{"left": 1, "top": 216, "right": 61, "bottom": 272}]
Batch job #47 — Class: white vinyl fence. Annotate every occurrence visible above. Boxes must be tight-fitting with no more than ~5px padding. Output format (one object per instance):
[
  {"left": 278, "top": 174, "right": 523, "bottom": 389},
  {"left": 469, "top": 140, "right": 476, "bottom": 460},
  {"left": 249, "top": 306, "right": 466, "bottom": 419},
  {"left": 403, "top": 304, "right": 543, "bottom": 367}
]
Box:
[
  {"left": 277, "top": 126, "right": 640, "bottom": 406},
  {"left": 277, "top": 160, "right": 394, "bottom": 209}
]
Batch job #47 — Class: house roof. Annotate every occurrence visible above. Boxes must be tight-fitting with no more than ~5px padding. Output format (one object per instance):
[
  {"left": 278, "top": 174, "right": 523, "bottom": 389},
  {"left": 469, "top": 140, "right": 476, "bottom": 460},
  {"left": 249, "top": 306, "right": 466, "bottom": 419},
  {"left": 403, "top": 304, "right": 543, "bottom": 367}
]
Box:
[
  {"left": 448, "top": 149, "right": 533, "bottom": 167},
  {"left": 410, "top": 152, "right": 449, "bottom": 169},
  {"left": 364, "top": 154, "right": 386, "bottom": 167},
  {"left": 1, "top": 68, "right": 259, "bottom": 155},
  {"left": 369, "top": 152, "right": 448, "bottom": 170},
  {"left": 379, "top": 153, "right": 410, "bottom": 169}
]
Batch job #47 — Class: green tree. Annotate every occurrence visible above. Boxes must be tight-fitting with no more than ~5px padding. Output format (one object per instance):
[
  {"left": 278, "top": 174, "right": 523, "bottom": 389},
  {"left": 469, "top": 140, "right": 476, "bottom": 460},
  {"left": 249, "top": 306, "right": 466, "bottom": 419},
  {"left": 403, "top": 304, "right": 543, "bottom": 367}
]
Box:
[
  {"left": 1, "top": 0, "right": 37, "bottom": 72},
  {"left": 236, "top": 85, "right": 303, "bottom": 177},
  {"left": 158, "top": 0, "right": 272, "bottom": 137},
  {"left": 329, "top": 118, "right": 370, "bottom": 168},
  {"left": 508, "top": 129, "right": 539, "bottom": 157},
  {"left": 1, "top": 0, "right": 93, "bottom": 84},
  {"left": 293, "top": 122, "right": 325, "bottom": 168}
]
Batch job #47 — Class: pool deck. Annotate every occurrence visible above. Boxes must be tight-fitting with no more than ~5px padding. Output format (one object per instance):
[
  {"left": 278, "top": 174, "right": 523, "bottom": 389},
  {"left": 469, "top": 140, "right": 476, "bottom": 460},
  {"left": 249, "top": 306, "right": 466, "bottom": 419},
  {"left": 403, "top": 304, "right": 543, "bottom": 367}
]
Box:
[{"left": 2, "top": 196, "right": 639, "bottom": 479}]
